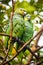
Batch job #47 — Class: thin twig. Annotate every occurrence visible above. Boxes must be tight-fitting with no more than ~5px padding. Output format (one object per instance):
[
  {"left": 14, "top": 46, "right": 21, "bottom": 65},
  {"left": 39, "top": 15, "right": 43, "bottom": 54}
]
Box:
[
  {"left": 35, "top": 60, "right": 43, "bottom": 65},
  {"left": 0, "top": 39, "right": 6, "bottom": 53},
  {"left": 27, "top": 47, "right": 38, "bottom": 59},
  {"left": 0, "top": 39, "right": 11, "bottom": 59},
  {"left": 35, "top": 46, "right": 43, "bottom": 52}
]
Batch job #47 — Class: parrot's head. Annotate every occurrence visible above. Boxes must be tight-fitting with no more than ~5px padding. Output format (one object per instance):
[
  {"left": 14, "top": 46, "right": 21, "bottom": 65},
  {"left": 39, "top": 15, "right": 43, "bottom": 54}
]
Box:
[
  {"left": 24, "top": 14, "right": 31, "bottom": 21},
  {"left": 15, "top": 8, "right": 27, "bottom": 17}
]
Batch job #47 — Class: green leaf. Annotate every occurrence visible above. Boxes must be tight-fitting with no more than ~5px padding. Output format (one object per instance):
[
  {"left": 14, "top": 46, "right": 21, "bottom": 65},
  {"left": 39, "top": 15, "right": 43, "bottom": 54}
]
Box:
[
  {"left": 17, "top": 51, "right": 23, "bottom": 62},
  {"left": 22, "top": 58, "right": 27, "bottom": 64},
  {"left": 24, "top": 49, "right": 30, "bottom": 56}
]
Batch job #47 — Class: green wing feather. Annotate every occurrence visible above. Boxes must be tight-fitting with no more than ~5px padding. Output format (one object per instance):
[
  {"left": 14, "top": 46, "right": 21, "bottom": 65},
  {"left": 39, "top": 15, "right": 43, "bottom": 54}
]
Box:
[{"left": 22, "top": 20, "right": 33, "bottom": 42}]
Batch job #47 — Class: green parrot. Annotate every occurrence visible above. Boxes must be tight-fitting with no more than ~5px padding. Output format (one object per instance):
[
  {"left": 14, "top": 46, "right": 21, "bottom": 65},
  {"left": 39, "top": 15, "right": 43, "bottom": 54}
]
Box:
[
  {"left": 4, "top": 8, "right": 26, "bottom": 49},
  {"left": 4, "top": 8, "right": 33, "bottom": 55}
]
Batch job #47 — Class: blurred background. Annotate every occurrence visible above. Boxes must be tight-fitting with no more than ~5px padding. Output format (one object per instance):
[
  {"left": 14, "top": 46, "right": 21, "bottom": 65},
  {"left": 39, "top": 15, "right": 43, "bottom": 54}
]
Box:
[{"left": 0, "top": 0, "right": 43, "bottom": 65}]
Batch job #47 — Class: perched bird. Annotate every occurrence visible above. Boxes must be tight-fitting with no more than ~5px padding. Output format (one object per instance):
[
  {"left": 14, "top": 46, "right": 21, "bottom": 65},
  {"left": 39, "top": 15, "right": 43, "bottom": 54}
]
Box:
[{"left": 4, "top": 8, "right": 33, "bottom": 55}]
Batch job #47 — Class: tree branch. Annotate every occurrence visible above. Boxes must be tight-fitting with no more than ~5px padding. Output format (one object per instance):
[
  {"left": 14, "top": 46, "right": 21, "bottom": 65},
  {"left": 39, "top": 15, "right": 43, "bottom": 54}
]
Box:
[
  {"left": 3, "top": 26, "right": 43, "bottom": 65},
  {"left": 0, "top": 0, "right": 15, "bottom": 65},
  {"left": 35, "top": 60, "right": 43, "bottom": 65},
  {"left": 26, "top": 26, "right": 43, "bottom": 65}
]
